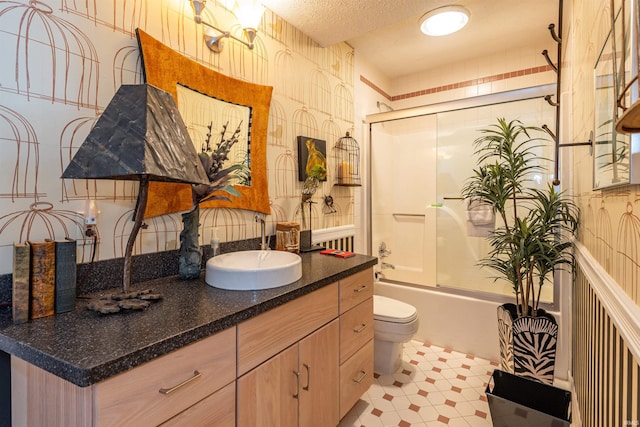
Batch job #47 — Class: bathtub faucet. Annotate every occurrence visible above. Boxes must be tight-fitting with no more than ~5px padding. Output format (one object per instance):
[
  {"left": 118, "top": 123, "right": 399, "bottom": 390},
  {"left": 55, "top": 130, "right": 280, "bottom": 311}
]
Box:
[
  {"left": 381, "top": 262, "right": 395, "bottom": 270},
  {"left": 378, "top": 242, "right": 391, "bottom": 258}
]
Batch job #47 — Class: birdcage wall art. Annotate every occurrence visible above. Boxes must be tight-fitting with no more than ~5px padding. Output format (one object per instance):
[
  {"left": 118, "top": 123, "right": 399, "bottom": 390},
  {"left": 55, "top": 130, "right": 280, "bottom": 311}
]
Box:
[{"left": 334, "top": 132, "right": 361, "bottom": 186}]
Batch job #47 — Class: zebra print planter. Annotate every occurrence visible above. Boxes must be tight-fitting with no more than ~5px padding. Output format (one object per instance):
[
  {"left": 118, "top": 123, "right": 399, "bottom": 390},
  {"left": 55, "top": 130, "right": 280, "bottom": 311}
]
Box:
[{"left": 497, "top": 303, "right": 558, "bottom": 385}]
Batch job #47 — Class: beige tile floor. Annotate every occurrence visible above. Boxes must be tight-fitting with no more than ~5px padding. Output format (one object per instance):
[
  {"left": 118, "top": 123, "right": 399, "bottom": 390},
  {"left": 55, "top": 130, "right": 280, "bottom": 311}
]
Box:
[{"left": 339, "top": 340, "right": 499, "bottom": 427}]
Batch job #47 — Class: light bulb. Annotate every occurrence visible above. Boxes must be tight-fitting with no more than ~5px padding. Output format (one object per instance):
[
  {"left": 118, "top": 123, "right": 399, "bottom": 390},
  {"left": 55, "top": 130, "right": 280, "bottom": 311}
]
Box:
[
  {"left": 236, "top": 0, "right": 265, "bottom": 30},
  {"left": 420, "top": 6, "right": 470, "bottom": 36}
]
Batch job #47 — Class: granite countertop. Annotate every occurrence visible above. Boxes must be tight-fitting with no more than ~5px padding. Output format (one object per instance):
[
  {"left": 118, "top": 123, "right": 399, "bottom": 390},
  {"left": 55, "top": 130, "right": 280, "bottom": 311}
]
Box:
[{"left": 0, "top": 252, "right": 377, "bottom": 387}]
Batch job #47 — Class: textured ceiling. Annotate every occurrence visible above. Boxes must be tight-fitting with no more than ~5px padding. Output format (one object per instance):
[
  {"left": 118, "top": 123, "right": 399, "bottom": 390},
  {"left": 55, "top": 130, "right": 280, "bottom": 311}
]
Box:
[
  {"left": 260, "top": 0, "right": 432, "bottom": 47},
  {"left": 260, "top": 0, "right": 560, "bottom": 79}
]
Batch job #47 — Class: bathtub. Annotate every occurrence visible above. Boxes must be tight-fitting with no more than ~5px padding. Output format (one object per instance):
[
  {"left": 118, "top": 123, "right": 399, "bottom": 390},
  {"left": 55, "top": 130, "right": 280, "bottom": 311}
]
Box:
[
  {"left": 374, "top": 279, "right": 569, "bottom": 380},
  {"left": 375, "top": 280, "right": 501, "bottom": 361},
  {"left": 315, "top": 225, "right": 569, "bottom": 378}
]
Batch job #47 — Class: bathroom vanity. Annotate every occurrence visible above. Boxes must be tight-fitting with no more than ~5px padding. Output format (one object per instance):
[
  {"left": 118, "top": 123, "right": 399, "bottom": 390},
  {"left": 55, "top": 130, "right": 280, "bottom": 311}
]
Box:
[{"left": 0, "top": 251, "right": 376, "bottom": 426}]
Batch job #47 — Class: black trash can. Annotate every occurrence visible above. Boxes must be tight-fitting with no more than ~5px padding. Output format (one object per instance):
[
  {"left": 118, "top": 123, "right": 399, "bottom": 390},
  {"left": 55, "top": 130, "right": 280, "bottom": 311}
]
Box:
[{"left": 485, "top": 369, "right": 572, "bottom": 427}]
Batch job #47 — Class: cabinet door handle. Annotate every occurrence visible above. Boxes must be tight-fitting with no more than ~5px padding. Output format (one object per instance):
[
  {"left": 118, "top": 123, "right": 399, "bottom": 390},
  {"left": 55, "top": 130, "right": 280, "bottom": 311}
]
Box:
[
  {"left": 293, "top": 370, "right": 301, "bottom": 399},
  {"left": 353, "top": 370, "right": 367, "bottom": 384},
  {"left": 158, "top": 370, "right": 201, "bottom": 395},
  {"left": 353, "top": 323, "right": 367, "bottom": 333},
  {"left": 353, "top": 285, "right": 367, "bottom": 293},
  {"left": 303, "top": 363, "right": 311, "bottom": 391}
]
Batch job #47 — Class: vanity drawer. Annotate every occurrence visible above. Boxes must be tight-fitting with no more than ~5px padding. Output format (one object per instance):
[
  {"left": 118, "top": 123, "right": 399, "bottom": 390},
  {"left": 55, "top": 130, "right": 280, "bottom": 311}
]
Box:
[
  {"left": 94, "top": 327, "right": 236, "bottom": 427},
  {"left": 237, "top": 282, "right": 339, "bottom": 375},
  {"left": 160, "top": 382, "right": 235, "bottom": 427},
  {"left": 339, "top": 267, "right": 373, "bottom": 314},
  {"left": 340, "top": 297, "right": 373, "bottom": 363},
  {"left": 339, "top": 339, "right": 373, "bottom": 419}
]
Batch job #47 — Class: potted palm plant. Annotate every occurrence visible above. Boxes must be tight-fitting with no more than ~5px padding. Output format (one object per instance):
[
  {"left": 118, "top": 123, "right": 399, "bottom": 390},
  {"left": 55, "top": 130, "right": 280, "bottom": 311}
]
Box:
[{"left": 461, "top": 118, "right": 579, "bottom": 385}]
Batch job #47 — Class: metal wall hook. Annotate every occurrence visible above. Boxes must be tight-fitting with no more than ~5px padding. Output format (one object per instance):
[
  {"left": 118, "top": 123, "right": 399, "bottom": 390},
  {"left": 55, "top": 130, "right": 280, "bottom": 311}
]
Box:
[
  {"left": 542, "top": 124, "right": 557, "bottom": 141},
  {"left": 548, "top": 0, "right": 563, "bottom": 184},
  {"left": 548, "top": 23, "right": 561, "bottom": 43},
  {"left": 542, "top": 50, "right": 558, "bottom": 73},
  {"left": 542, "top": 0, "right": 592, "bottom": 184},
  {"left": 323, "top": 194, "right": 337, "bottom": 213}
]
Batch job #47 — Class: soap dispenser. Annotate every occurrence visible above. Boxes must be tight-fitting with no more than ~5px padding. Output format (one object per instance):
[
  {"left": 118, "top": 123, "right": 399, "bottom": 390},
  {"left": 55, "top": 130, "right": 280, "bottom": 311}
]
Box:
[{"left": 210, "top": 228, "right": 220, "bottom": 258}]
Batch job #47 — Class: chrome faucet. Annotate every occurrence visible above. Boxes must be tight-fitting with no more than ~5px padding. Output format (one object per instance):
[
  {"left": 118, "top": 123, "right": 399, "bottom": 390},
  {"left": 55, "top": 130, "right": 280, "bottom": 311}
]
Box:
[
  {"left": 378, "top": 242, "right": 394, "bottom": 269},
  {"left": 255, "top": 215, "right": 268, "bottom": 250},
  {"left": 381, "top": 262, "right": 395, "bottom": 269},
  {"left": 378, "top": 241, "right": 391, "bottom": 258}
]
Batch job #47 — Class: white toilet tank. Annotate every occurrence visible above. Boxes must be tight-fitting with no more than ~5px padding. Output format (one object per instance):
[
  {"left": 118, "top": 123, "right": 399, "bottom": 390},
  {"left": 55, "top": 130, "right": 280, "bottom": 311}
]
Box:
[{"left": 373, "top": 295, "right": 419, "bottom": 342}]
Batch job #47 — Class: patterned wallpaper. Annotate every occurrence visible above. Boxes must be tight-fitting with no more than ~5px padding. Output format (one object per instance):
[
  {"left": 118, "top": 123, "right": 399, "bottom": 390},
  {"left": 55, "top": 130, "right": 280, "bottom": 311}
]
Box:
[
  {"left": 0, "top": 0, "right": 357, "bottom": 275},
  {"left": 567, "top": 0, "right": 640, "bottom": 423},
  {"left": 569, "top": 0, "right": 640, "bottom": 307}
]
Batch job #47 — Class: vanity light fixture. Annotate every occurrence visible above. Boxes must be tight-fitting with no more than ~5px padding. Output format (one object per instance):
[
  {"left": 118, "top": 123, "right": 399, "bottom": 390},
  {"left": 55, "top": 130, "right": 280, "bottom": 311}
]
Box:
[
  {"left": 419, "top": 5, "right": 470, "bottom": 36},
  {"left": 189, "top": 0, "right": 265, "bottom": 53}
]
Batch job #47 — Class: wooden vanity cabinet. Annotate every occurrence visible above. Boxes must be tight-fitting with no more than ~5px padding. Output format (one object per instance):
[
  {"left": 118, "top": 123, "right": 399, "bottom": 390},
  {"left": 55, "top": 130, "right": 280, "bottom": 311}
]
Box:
[
  {"left": 237, "top": 267, "right": 375, "bottom": 426},
  {"left": 10, "top": 266, "right": 375, "bottom": 427},
  {"left": 237, "top": 283, "right": 340, "bottom": 427},
  {"left": 298, "top": 320, "right": 340, "bottom": 426},
  {"left": 338, "top": 268, "right": 374, "bottom": 419},
  {"left": 236, "top": 283, "right": 339, "bottom": 376},
  {"left": 160, "top": 381, "right": 235, "bottom": 426},
  {"left": 11, "top": 327, "right": 236, "bottom": 427},
  {"left": 237, "top": 320, "right": 339, "bottom": 427}
]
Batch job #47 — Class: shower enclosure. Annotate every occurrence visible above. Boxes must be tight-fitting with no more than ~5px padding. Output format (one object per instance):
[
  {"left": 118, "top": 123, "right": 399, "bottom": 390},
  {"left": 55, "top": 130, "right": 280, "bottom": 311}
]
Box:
[{"left": 368, "top": 85, "right": 558, "bottom": 304}]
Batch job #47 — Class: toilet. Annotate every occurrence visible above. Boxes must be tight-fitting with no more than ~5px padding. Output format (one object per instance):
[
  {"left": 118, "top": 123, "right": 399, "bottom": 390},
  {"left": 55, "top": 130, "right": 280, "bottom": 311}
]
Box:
[{"left": 373, "top": 295, "right": 419, "bottom": 375}]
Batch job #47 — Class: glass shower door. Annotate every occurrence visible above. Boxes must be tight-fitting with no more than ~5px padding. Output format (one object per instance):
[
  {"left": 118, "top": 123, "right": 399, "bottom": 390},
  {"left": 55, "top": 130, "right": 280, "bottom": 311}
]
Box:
[
  {"left": 369, "top": 88, "right": 556, "bottom": 303},
  {"left": 434, "top": 97, "right": 555, "bottom": 302},
  {"left": 370, "top": 115, "right": 437, "bottom": 286}
]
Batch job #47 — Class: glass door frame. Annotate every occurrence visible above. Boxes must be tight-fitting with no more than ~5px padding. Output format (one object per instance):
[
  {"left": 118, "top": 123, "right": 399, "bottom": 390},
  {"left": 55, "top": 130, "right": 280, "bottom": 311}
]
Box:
[{"left": 365, "top": 84, "right": 562, "bottom": 309}]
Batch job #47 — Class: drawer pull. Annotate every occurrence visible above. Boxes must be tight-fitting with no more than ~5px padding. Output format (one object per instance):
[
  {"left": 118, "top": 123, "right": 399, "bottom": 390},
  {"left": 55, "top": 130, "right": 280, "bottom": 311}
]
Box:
[
  {"left": 158, "top": 370, "right": 201, "bottom": 395},
  {"left": 353, "top": 285, "right": 368, "bottom": 293},
  {"left": 303, "top": 363, "right": 311, "bottom": 391},
  {"left": 293, "top": 370, "right": 301, "bottom": 399},
  {"left": 353, "top": 323, "right": 368, "bottom": 333},
  {"left": 353, "top": 370, "right": 368, "bottom": 384}
]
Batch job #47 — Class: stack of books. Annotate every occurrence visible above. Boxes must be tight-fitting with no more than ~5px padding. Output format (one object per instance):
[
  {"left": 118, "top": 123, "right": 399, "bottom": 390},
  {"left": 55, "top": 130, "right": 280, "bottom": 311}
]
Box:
[{"left": 12, "top": 238, "right": 77, "bottom": 324}]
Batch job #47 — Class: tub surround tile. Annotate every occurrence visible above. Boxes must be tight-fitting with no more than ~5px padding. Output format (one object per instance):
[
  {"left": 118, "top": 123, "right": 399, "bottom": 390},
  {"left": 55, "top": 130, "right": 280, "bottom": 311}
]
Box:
[{"left": 0, "top": 251, "right": 376, "bottom": 387}]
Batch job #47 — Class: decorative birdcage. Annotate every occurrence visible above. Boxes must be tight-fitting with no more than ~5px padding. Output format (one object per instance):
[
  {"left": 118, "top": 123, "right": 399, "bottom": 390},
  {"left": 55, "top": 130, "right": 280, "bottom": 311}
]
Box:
[{"left": 334, "top": 132, "right": 361, "bottom": 186}]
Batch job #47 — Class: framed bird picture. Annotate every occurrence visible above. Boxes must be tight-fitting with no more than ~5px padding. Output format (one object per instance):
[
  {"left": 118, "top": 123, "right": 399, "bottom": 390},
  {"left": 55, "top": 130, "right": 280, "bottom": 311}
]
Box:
[{"left": 297, "top": 136, "right": 327, "bottom": 181}]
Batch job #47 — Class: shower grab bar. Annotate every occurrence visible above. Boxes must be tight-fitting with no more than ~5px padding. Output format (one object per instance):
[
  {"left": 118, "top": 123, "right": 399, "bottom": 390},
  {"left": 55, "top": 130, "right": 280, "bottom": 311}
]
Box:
[{"left": 392, "top": 213, "right": 425, "bottom": 217}]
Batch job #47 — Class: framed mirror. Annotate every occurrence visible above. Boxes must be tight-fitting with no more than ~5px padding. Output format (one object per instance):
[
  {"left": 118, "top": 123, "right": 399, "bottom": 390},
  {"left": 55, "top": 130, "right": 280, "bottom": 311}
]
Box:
[
  {"left": 136, "top": 29, "right": 272, "bottom": 215},
  {"left": 176, "top": 84, "right": 252, "bottom": 186},
  {"left": 593, "top": 0, "right": 640, "bottom": 189}
]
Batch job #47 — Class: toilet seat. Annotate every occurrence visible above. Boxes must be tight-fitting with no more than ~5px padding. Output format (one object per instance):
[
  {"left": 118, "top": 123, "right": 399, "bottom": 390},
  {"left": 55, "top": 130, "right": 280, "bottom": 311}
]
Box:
[{"left": 374, "top": 295, "right": 418, "bottom": 324}]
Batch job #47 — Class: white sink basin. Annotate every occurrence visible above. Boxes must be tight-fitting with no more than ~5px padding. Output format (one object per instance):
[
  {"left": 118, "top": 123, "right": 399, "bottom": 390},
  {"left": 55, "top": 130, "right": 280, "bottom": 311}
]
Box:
[{"left": 205, "top": 250, "right": 302, "bottom": 290}]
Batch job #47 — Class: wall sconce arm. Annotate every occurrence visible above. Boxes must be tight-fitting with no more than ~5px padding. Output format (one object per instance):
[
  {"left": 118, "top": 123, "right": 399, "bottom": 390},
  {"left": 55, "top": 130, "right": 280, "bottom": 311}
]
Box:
[
  {"left": 201, "top": 20, "right": 256, "bottom": 52},
  {"left": 190, "top": 0, "right": 261, "bottom": 53}
]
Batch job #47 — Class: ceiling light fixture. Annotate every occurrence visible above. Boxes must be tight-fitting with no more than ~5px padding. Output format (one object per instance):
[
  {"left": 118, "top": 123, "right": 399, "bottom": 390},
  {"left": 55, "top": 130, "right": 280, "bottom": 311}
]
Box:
[
  {"left": 419, "top": 5, "right": 470, "bottom": 36},
  {"left": 189, "top": 0, "right": 265, "bottom": 53}
]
